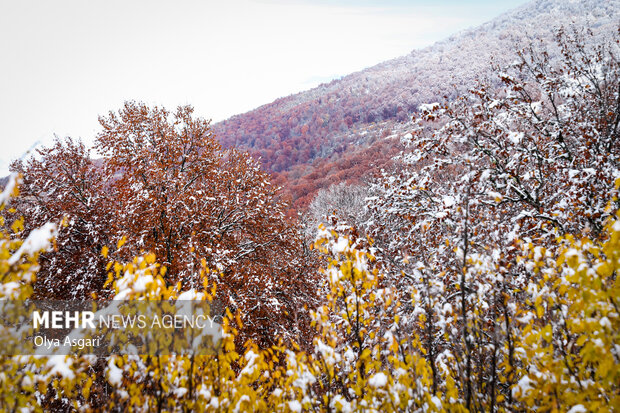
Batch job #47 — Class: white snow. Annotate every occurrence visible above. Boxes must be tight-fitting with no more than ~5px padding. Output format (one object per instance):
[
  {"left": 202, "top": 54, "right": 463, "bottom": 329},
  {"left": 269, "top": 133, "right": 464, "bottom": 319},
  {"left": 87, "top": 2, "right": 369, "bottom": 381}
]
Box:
[
  {"left": 513, "top": 374, "right": 533, "bottom": 397},
  {"left": 8, "top": 222, "right": 57, "bottom": 265},
  {"left": 443, "top": 195, "right": 455, "bottom": 207},
  {"left": 0, "top": 174, "right": 19, "bottom": 206},
  {"left": 288, "top": 400, "right": 302, "bottom": 412},
  {"left": 107, "top": 357, "right": 123, "bottom": 385},
  {"left": 177, "top": 289, "right": 204, "bottom": 301},
  {"left": 507, "top": 131, "right": 524, "bottom": 144},
  {"left": 333, "top": 236, "right": 349, "bottom": 254},
  {"left": 567, "top": 405, "right": 587, "bottom": 413},
  {"left": 240, "top": 350, "right": 260, "bottom": 376},
  {"left": 330, "top": 395, "right": 352, "bottom": 413},
  {"left": 113, "top": 271, "right": 155, "bottom": 300},
  {"left": 46, "top": 355, "right": 75, "bottom": 380},
  {"left": 419, "top": 102, "right": 440, "bottom": 112},
  {"left": 368, "top": 372, "right": 388, "bottom": 387},
  {"left": 599, "top": 316, "right": 611, "bottom": 329},
  {"left": 0, "top": 281, "right": 20, "bottom": 298}
]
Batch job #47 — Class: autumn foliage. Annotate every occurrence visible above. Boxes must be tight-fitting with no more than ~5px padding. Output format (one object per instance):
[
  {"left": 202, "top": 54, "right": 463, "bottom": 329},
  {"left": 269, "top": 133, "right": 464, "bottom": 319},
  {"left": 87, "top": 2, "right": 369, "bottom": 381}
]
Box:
[
  {"left": 9, "top": 103, "right": 319, "bottom": 346},
  {"left": 0, "top": 22, "right": 618, "bottom": 413}
]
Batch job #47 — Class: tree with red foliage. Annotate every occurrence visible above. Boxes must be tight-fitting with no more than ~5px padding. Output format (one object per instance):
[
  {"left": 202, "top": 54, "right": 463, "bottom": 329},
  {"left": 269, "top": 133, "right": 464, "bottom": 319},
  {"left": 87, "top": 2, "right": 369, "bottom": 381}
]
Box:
[
  {"left": 10, "top": 138, "right": 112, "bottom": 299},
  {"left": 10, "top": 102, "right": 320, "bottom": 346}
]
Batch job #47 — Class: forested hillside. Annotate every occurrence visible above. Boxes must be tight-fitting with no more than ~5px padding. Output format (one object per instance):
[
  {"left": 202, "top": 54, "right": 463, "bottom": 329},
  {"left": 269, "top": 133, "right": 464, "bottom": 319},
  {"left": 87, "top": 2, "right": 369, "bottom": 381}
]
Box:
[{"left": 213, "top": 0, "right": 619, "bottom": 210}]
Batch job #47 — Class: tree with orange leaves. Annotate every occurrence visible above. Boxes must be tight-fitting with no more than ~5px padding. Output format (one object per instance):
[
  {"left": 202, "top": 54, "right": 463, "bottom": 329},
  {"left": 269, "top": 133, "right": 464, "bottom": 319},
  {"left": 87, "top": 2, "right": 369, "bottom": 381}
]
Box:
[
  {"left": 10, "top": 138, "right": 112, "bottom": 299},
  {"left": 10, "top": 101, "right": 319, "bottom": 347}
]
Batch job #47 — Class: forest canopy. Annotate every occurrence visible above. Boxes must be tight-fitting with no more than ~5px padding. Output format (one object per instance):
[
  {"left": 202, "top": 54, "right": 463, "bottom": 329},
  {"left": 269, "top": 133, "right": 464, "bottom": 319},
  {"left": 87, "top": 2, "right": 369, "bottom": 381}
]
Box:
[{"left": 0, "top": 24, "right": 618, "bottom": 413}]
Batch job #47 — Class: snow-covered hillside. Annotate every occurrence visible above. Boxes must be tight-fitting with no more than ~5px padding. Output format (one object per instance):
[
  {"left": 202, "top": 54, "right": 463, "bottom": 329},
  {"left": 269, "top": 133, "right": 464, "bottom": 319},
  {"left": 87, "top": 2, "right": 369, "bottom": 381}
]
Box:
[{"left": 213, "top": 0, "right": 618, "bottom": 174}]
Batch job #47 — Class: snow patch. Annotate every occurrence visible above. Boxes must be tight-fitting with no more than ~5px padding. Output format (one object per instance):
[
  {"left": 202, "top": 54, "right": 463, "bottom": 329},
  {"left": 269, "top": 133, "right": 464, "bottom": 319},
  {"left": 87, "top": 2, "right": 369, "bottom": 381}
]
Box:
[
  {"left": 369, "top": 372, "right": 388, "bottom": 387},
  {"left": 0, "top": 174, "right": 19, "bottom": 206},
  {"left": 46, "top": 355, "right": 75, "bottom": 379},
  {"left": 8, "top": 222, "right": 57, "bottom": 265},
  {"left": 567, "top": 405, "right": 587, "bottom": 413},
  {"left": 288, "top": 400, "right": 302, "bottom": 412},
  {"left": 419, "top": 102, "right": 440, "bottom": 112}
]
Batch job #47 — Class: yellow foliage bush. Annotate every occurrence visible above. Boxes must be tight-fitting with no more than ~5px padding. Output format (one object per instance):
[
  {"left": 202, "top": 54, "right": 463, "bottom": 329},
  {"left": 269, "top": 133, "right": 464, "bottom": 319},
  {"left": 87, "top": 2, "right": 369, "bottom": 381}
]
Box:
[{"left": 1, "top": 176, "right": 618, "bottom": 412}]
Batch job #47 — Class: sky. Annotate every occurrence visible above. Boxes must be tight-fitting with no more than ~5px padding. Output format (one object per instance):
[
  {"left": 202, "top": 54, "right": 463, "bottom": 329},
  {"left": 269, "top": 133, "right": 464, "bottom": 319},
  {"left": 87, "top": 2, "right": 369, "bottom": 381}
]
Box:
[{"left": 0, "top": 0, "right": 530, "bottom": 175}]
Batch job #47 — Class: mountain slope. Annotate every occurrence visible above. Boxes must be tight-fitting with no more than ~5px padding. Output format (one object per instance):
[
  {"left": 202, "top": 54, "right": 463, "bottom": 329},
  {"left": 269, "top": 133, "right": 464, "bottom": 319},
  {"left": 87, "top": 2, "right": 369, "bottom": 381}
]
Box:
[{"left": 212, "top": 0, "right": 619, "bottom": 209}]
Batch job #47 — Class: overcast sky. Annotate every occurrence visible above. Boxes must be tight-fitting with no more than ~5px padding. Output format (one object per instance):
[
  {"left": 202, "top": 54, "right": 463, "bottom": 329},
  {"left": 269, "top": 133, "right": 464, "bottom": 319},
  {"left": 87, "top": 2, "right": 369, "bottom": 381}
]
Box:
[{"left": 0, "top": 0, "right": 530, "bottom": 175}]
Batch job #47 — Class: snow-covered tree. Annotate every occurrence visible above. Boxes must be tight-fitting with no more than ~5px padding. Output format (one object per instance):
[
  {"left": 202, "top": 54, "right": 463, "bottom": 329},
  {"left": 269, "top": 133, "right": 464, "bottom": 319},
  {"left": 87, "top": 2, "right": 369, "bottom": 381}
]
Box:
[
  {"left": 306, "top": 182, "right": 369, "bottom": 238},
  {"left": 363, "top": 25, "right": 619, "bottom": 411},
  {"left": 11, "top": 102, "right": 320, "bottom": 346},
  {"left": 10, "top": 138, "right": 112, "bottom": 299}
]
